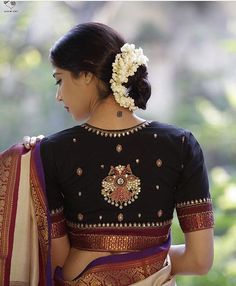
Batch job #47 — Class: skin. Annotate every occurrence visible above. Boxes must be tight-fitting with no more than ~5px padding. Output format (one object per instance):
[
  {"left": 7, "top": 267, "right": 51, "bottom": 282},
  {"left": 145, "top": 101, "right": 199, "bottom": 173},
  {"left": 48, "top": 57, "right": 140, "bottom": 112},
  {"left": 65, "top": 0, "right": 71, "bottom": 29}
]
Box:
[{"left": 24, "top": 66, "right": 214, "bottom": 282}]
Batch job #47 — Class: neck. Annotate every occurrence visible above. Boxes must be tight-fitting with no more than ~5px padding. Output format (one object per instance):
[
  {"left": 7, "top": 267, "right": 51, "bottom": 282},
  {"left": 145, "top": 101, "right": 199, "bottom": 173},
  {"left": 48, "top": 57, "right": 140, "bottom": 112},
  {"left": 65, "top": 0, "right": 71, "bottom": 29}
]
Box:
[{"left": 86, "top": 95, "right": 145, "bottom": 129}]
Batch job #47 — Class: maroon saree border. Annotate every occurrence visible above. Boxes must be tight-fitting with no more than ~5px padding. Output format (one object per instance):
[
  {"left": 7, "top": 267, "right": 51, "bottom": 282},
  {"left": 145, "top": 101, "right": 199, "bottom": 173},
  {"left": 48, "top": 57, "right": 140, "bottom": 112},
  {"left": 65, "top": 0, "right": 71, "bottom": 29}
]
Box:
[
  {"left": 0, "top": 144, "right": 28, "bottom": 285},
  {"left": 0, "top": 142, "right": 53, "bottom": 286},
  {"left": 31, "top": 141, "right": 53, "bottom": 285}
]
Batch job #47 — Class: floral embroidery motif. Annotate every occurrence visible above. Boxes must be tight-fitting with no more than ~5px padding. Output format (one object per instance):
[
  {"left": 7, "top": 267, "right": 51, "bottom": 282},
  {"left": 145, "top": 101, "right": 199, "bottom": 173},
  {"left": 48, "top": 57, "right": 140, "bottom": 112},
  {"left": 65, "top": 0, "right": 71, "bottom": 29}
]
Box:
[{"left": 101, "top": 164, "right": 141, "bottom": 209}]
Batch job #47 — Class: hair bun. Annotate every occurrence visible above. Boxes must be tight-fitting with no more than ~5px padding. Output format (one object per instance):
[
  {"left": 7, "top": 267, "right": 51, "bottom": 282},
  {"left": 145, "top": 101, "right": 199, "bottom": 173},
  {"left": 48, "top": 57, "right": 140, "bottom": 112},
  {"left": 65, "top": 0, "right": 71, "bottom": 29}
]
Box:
[{"left": 124, "top": 65, "right": 151, "bottom": 110}]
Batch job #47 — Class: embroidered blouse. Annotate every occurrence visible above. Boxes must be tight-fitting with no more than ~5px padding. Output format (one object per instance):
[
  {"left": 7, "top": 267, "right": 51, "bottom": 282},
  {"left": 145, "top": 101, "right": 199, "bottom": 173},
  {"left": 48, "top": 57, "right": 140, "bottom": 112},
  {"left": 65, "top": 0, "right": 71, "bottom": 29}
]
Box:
[{"left": 39, "top": 120, "right": 214, "bottom": 252}]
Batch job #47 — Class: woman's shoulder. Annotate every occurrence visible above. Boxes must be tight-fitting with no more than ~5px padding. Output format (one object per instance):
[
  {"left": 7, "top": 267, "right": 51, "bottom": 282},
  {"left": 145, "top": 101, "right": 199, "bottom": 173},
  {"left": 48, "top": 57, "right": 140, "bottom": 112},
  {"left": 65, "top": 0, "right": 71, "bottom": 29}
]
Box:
[
  {"left": 40, "top": 124, "right": 82, "bottom": 144},
  {"left": 39, "top": 124, "right": 83, "bottom": 155},
  {"left": 150, "top": 120, "right": 191, "bottom": 138}
]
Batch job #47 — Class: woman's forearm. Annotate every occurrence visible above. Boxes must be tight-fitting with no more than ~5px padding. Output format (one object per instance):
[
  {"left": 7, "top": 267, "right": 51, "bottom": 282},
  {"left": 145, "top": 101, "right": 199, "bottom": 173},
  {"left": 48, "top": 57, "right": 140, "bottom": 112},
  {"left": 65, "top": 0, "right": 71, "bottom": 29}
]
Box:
[{"left": 169, "top": 244, "right": 210, "bottom": 276}]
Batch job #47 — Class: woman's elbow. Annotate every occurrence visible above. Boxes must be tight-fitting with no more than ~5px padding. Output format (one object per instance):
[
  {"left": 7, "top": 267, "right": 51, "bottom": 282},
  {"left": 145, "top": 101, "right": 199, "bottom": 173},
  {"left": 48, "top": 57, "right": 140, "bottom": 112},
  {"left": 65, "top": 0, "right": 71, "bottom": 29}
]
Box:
[{"left": 194, "top": 255, "right": 214, "bottom": 275}]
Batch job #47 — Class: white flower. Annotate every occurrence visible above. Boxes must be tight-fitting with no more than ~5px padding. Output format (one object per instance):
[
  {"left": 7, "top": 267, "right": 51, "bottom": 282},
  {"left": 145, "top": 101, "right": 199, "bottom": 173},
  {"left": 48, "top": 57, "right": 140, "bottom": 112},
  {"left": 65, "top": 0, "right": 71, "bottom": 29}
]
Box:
[{"left": 109, "top": 42, "right": 149, "bottom": 111}]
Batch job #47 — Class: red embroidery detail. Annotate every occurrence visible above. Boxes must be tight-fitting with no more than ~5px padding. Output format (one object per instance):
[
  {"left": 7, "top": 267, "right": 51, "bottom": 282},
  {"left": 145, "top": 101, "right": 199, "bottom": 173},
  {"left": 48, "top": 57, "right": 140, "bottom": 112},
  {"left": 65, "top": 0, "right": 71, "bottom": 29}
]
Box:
[
  {"left": 176, "top": 200, "right": 214, "bottom": 233},
  {"left": 101, "top": 164, "right": 141, "bottom": 209}
]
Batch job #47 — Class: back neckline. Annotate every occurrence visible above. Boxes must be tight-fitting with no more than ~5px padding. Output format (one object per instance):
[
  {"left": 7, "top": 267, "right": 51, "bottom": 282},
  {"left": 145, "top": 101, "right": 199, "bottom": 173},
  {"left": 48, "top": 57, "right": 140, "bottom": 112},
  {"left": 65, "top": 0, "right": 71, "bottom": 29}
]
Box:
[{"left": 80, "top": 120, "right": 153, "bottom": 137}]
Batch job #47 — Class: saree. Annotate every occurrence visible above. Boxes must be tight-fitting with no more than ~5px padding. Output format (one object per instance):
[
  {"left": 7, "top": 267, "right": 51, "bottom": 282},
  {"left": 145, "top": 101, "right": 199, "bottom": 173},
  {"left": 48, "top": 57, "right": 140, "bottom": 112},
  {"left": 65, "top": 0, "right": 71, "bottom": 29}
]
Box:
[
  {"left": 0, "top": 142, "right": 52, "bottom": 285},
  {"left": 0, "top": 141, "right": 176, "bottom": 286},
  {"left": 53, "top": 233, "right": 176, "bottom": 286}
]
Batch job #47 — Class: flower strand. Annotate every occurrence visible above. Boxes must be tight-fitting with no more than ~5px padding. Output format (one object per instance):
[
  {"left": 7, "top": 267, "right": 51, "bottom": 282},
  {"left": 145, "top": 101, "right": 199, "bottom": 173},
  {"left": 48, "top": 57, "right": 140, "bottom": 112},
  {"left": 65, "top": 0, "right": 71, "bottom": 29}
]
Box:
[{"left": 109, "top": 43, "right": 149, "bottom": 111}]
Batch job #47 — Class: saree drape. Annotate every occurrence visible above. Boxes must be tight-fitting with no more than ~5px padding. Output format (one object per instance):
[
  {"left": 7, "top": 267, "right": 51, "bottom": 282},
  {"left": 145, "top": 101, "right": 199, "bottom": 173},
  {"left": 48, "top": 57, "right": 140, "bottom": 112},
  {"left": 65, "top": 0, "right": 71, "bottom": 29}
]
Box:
[
  {"left": 0, "top": 142, "right": 52, "bottom": 286},
  {"left": 54, "top": 235, "right": 176, "bottom": 286},
  {"left": 0, "top": 141, "right": 176, "bottom": 285}
]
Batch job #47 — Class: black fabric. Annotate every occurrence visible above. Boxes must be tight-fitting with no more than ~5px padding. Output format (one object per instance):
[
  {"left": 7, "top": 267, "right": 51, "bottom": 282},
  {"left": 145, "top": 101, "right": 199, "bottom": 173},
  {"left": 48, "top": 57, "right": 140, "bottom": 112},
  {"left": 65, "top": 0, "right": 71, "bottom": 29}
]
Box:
[{"left": 39, "top": 120, "right": 211, "bottom": 226}]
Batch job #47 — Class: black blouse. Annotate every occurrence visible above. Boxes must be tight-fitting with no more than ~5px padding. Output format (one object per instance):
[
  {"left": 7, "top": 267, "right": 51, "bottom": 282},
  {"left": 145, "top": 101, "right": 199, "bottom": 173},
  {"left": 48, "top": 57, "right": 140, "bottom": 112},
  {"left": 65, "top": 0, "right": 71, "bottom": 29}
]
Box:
[{"left": 39, "top": 120, "right": 214, "bottom": 251}]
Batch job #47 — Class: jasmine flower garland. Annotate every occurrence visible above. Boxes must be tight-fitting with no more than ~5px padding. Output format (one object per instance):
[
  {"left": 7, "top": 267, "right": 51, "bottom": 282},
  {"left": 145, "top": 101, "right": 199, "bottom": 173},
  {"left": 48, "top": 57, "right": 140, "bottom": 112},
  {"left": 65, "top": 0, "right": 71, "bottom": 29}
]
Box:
[{"left": 109, "top": 43, "right": 149, "bottom": 111}]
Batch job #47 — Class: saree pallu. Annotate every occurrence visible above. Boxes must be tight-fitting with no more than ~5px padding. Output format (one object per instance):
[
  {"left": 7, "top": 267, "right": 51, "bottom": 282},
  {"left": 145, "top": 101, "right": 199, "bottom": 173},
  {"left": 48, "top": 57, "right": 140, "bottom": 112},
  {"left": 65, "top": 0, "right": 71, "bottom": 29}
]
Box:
[
  {"left": 53, "top": 234, "right": 176, "bottom": 286},
  {"left": 0, "top": 143, "right": 52, "bottom": 285}
]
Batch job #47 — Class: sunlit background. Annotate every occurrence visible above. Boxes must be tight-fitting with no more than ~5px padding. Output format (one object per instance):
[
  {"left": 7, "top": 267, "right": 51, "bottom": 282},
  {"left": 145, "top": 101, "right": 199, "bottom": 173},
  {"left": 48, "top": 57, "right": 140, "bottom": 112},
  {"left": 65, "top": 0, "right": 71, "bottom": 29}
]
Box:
[{"left": 0, "top": 1, "right": 236, "bottom": 285}]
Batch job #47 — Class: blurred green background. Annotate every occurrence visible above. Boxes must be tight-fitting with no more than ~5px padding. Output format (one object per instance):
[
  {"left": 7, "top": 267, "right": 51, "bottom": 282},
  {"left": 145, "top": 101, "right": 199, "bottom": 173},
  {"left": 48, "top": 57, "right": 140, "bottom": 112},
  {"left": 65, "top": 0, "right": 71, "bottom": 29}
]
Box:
[{"left": 0, "top": 1, "right": 235, "bottom": 285}]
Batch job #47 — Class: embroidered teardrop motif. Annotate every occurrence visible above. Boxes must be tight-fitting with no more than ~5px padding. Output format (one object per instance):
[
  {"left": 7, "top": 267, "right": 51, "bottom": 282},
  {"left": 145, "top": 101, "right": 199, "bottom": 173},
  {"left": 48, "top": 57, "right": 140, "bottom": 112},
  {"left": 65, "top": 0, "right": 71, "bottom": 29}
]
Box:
[{"left": 101, "top": 164, "right": 141, "bottom": 209}]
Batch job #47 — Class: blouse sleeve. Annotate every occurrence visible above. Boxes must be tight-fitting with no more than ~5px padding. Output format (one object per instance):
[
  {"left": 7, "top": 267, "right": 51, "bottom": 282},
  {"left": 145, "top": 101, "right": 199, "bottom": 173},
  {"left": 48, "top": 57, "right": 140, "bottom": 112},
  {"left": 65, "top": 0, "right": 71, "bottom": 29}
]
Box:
[
  {"left": 40, "top": 137, "right": 67, "bottom": 239},
  {"left": 174, "top": 130, "right": 215, "bottom": 233}
]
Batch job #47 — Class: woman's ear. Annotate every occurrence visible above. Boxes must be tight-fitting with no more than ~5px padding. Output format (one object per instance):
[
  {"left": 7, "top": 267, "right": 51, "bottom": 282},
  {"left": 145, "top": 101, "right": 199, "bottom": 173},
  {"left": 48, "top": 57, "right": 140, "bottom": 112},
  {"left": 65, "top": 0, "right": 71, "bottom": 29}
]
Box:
[{"left": 84, "top": 71, "right": 94, "bottom": 84}]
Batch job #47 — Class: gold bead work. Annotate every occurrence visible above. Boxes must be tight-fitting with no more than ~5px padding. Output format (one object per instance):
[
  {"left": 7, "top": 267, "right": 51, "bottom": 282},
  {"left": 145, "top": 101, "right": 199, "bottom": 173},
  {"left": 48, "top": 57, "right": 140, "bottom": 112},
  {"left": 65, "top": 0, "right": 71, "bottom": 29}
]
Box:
[
  {"left": 78, "top": 213, "right": 84, "bottom": 221},
  {"left": 66, "top": 219, "right": 173, "bottom": 228},
  {"left": 76, "top": 167, "right": 83, "bottom": 176},
  {"left": 157, "top": 209, "right": 163, "bottom": 217},
  {"left": 80, "top": 120, "right": 152, "bottom": 137},
  {"left": 116, "top": 144, "right": 122, "bottom": 152},
  {"left": 118, "top": 213, "right": 124, "bottom": 222},
  {"left": 101, "top": 164, "right": 141, "bottom": 209},
  {"left": 156, "top": 159, "right": 162, "bottom": 168}
]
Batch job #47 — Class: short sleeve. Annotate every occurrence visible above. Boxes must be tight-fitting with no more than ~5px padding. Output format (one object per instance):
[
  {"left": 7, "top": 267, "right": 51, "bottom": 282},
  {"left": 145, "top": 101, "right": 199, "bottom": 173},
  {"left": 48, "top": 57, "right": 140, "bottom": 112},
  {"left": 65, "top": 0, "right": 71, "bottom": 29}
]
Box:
[
  {"left": 40, "top": 137, "right": 67, "bottom": 238},
  {"left": 174, "top": 130, "right": 214, "bottom": 233}
]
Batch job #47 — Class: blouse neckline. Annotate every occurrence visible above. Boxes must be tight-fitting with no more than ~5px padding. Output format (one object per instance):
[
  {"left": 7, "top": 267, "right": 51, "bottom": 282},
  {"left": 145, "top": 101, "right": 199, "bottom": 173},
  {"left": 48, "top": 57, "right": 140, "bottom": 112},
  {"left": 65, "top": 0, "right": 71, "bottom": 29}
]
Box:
[{"left": 80, "top": 120, "right": 153, "bottom": 137}]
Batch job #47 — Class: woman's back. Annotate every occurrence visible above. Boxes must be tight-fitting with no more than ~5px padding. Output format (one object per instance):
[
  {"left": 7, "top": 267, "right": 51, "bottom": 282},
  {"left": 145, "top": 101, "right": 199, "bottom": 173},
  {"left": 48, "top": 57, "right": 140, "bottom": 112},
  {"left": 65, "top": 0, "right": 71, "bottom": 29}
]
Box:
[{"left": 39, "top": 119, "right": 214, "bottom": 282}]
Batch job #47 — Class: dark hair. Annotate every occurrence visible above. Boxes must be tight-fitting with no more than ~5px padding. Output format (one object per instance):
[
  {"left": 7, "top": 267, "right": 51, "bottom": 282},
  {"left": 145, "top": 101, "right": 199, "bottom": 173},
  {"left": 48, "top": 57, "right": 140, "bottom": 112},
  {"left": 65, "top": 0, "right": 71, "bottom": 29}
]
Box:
[{"left": 49, "top": 22, "right": 151, "bottom": 110}]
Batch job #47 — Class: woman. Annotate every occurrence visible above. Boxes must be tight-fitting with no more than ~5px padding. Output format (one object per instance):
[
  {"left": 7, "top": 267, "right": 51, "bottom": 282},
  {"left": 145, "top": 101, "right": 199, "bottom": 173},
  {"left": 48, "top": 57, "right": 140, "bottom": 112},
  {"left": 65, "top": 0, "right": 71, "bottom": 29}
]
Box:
[{"left": 5, "top": 22, "right": 214, "bottom": 285}]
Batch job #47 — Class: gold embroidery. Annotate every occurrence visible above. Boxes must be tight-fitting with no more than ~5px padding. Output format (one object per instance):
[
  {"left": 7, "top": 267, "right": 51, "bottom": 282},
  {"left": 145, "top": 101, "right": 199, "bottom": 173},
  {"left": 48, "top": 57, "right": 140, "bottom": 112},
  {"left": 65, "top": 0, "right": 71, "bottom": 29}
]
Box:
[
  {"left": 118, "top": 213, "right": 124, "bottom": 222},
  {"left": 157, "top": 210, "right": 163, "bottom": 217},
  {"left": 116, "top": 144, "right": 122, "bottom": 152},
  {"left": 59, "top": 247, "right": 168, "bottom": 285},
  {"left": 76, "top": 167, "right": 83, "bottom": 176},
  {"left": 101, "top": 164, "right": 141, "bottom": 209},
  {"left": 69, "top": 233, "right": 169, "bottom": 252},
  {"left": 50, "top": 208, "right": 67, "bottom": 238},
  {"left": 175, "top": 197, "right": 212, "bottom": 208},
  {"left": 176, "top": 198, "right": 214, "bottom": 232},
  {"left": 156, "top": 159, "right": 162, "bottom": 167},
  {"left": 66, "top": 222, "right": 172, "bottom": 252},
  {"left": 80, "top": 120, "right": 152, "bottom": 137},
  {"left": 66, "top": 219, "right": 173, "bottom": 228},
  {"left": 50, "top": 205, "right": 64, "bottom": 215},
  {"left": 78, "top": 213, "right": 84, "bottom": 221}
]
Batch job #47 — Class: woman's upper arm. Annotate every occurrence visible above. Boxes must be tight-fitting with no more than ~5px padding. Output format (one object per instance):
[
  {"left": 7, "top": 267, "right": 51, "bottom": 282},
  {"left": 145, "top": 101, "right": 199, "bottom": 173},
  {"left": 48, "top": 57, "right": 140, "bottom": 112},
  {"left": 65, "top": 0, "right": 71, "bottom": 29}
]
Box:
[{"left": 174, "top": 130, "right": 215, "bottom": 272}]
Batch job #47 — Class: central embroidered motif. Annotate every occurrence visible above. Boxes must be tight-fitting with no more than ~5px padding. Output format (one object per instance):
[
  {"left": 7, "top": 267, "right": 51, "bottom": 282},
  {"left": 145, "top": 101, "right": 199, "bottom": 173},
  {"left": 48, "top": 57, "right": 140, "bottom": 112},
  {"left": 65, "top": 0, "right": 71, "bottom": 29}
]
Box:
[{"left": 101, "top": 164, "right": 141, "bottom": 209}]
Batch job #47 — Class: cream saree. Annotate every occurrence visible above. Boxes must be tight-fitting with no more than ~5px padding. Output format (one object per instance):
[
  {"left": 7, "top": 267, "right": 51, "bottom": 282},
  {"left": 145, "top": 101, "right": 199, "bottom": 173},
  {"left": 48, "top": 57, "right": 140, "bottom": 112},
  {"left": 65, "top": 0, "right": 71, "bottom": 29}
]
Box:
[{"left": 0, "top": 142, "right": 52, "bottom": 285}]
